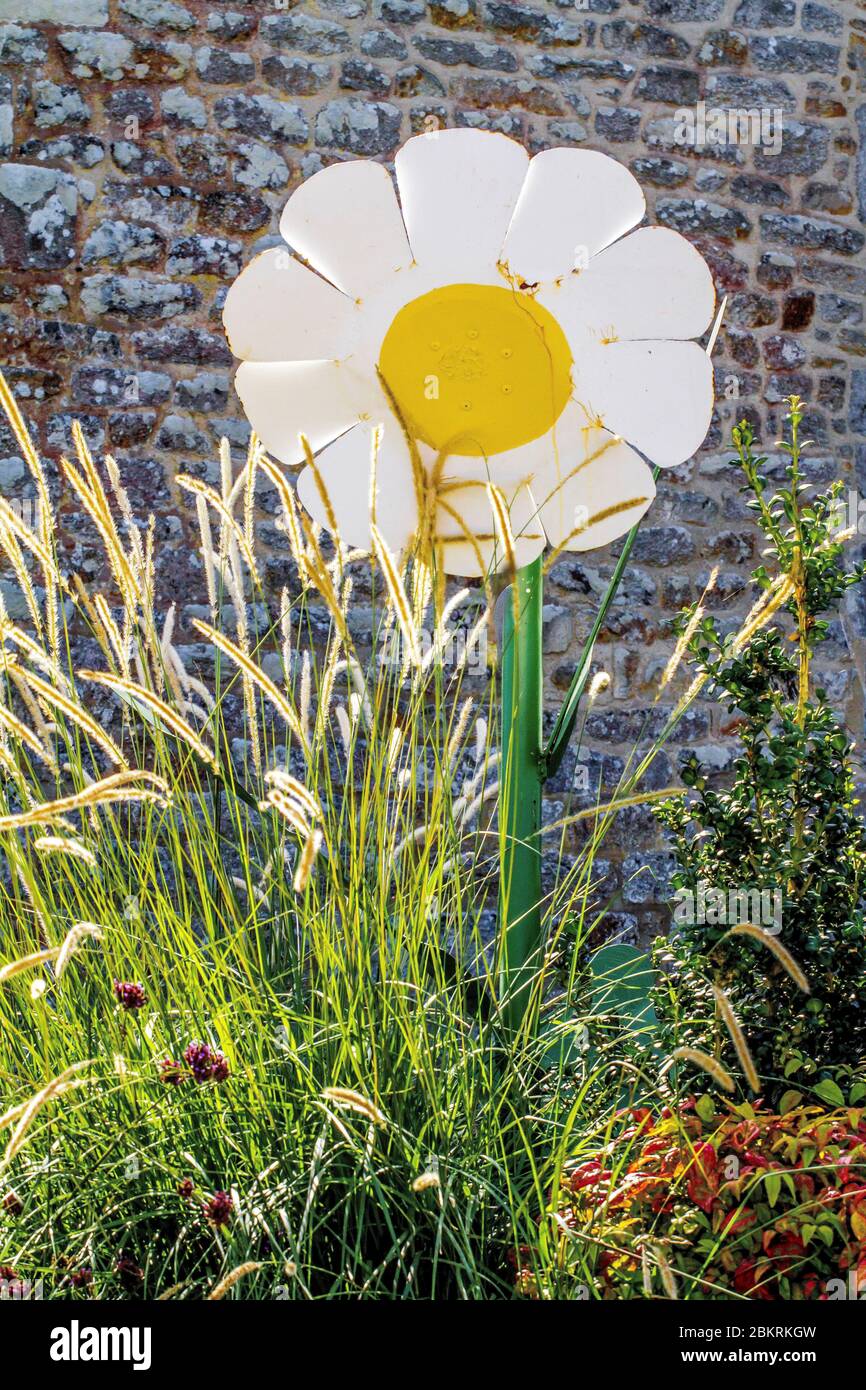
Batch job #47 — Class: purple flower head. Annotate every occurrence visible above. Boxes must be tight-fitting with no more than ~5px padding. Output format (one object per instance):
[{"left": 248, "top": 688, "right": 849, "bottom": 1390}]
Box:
[
  {"left": 113, "top": 980, "right": 146, "bottom": 1011},
  {"left": 183, "top": 1041, "right": 230, "bottom": 1084},
  {"left": 204, "top": 1190, "right": 233, "bottom": 1227},
  {"left": 115, "top": 1255, "right": 144, "bottom": 1286},
  {"left": 159, "top": 1057, "right": 185, "bottom": 1086}
]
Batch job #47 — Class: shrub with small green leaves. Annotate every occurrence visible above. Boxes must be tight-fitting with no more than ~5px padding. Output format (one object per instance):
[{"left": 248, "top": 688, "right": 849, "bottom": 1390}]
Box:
[{"left": 653, "top": 399, "right": 866, "bottom": 1099}]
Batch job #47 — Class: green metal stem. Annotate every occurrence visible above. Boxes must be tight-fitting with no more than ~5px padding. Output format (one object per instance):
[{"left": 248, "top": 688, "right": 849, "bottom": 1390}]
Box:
[
  {"left": 497, "top": 472, "right": 659, "bottom": 1034},
  {"left": 499, "top": 556, "right": 544, "bottom": 1034}
]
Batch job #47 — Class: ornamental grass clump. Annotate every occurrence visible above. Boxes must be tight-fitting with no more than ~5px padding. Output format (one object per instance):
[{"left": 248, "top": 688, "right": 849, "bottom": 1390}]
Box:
[
  {"left": 0, "top": 370, "right": 682, "bottom": 1297},
  {"left": 653, "top": 398, "right": 866, "bottom": 1100}
]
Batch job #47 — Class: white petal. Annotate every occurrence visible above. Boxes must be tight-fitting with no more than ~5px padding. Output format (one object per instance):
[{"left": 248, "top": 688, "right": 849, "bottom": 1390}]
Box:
[
  {"left": 434, "top": 462, "right": 544, "bottom": 577},
  {"left": 533, "top": 416, "right": 656, "bottom": 553},
  {"left": 234, "top": 359, "right": 373, "bottom": 467},
  {"left": 223, "top": 248, "right": 358, "bottom": 363},
  {"left": 297, "top": 420, "right": 418, "bottom": 555},
  {"left": 395, "top": 128, "right": 529, "bottom": 280},
  {"left": 543, "top": 227, "right": 716, "bottom": 349},
  {"left": 279, "top": 160, "right": 413, "bottom": 299},
  {"left": 574, "top": 340, "right": 714, "bottom": 468},
  {"left": 501, "top": 148, "right": 646, "bottom": 286}
]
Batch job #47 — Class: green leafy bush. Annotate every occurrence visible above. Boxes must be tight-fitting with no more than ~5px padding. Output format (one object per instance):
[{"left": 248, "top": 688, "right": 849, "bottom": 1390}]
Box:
[{"left": 652, "top": 399, "right": 866, "bottom": 1097}]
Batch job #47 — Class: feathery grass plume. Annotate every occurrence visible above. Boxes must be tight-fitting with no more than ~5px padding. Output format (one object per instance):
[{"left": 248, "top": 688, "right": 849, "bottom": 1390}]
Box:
[
  {"left": 60, "top": 453, "right": 141, "bottom": 613},
  {"left": 243, "top": 440, "right": 257, "bottom": 556},
  {"left": 655, "top": 1246, "right": 679, "bottom": 1300},
  {"left": 3, "top": 1060, "right": 96, "bottom": 1165},
  {"left": 299, "top": 649, "right": 311, "bottom": 748},
  {"left": 0, "top": 769, "right": 169, "bottom": 831},
  {"left": 0, "top": 372, "right": 53, "bottom": 532},
  {"left": 218, "top": 436, "right": 235, "bottom": 564},
  {"left": 485, "top": 482, "right": 518, "bottom": 590},
  {"left": 0, "top": 1075, "right": 89, "bottom": 1135},
  {"left": 412, "top": 1169, "right": 441, "bottom": 1193},
  {"left": 15, "top": 663, "right": 128, "bottom": 769},
  {"left": 446, "top": 697, "right": 475, "bottom": 775},
  {"left": 257, "top": 453, "right": 307, "bottom": 577},
  {"left": 641, "top": 1244, "right": 652, "bottom": 1296},
  {"left": 544, "top": 495, "right": 648, "bottom": 573},
  {"left": 314, "top": 628, "right": 341, "bottom": 747},
  {"left": 658, "top": 567, "right": 718, "bottom": 695},
  {"left": 334, "top": 702, "right": 351, "bottom": 757},
  {"left": 176, "top": 475, "right": 260, "bottom": 583},
  {"left": 731, "top": 572, "right": 796, "bottom": 656},
  {"left": 587, "top": 671, "right": 610, "bottom": 706},
  {"left": 0, "top": 621, "right": 71, "bottom": 694},
  {"left": 458, "top": 751, "right": 500, "bottom": 808},
  {"left": 9, "top": 667, "right": 57, "bottom": 755},
  {"left": 55, "top": 922, "right": 103, "bottom": 979},
  {"left": 424, "top": 586, "right": 470, "bottom": 670},
  {"left": 194, "top": 494, "right": 218, "bottom": 616},
  {"left": 32, "top": 837, "right": 97, "bottom": 867},
  {"left": 0, "top": 493, "right": 56, "bottom": 579},
  {"left": 0, "top": 945, "right": 62, "bottom": 985},
  {"left": 0, "top": 697, "right": 56, "bottom": 770},
  {"left": 671, "top": 1046, "right": 735, "bottom": 1093},
  {"left": 712, "top": 985, "right": 760, "bottom": 1092},
  {"left": 264, "top": 770, "right": 321, "bottom": 822},
  {"left": 105, "top": 453, "right": 146, "bottom": 576},
  {"left": 279, "top": 586, "right": 293, "bottom": 676},
  {"left": 93, "top": 593, "right": 129, "bottom": 675},
  {"left": 370, "top": 523, "right": 420, "bottom": 668},
  {"left": 656, "top": 572, "right": 798, "bottom": 740},
  {"left": 207, "top": 1262, "right": 262, "bottom": 1301},
  {"left": 262, "top": 788, "right": 311, "bottom": 837},
  {"left": 159, "top": 605, "right": 185, "bottom": 709},
  {"left": 543, "top": 787, "right": 687, "bottom": 835},
  {"left": 192, "top": 620, "right": 307, "bottom": 754},
  {"left": 726, "top": 923, "right": 810, "bottom": 994},
  {"left": 225, "top": 537, "right": 263, "bottom": 779},
  {"left": 300, "top": 434, "right": 341, "bottom": 556},
  {"left": 296, "top": 509, "right": 352, "bottom": 649},
  {"left": 321, "top": 1088, "right": 386, "bottom": 1127},
  {"left": 411, "top": 555, "right": 433, "bottom": 639},
  {"left": 78, "top": 669, "right": 218, "bottom": 771},
  {"left": 293, "top": 827, "right": 322, "bottom": 893},
  {"left": 456, "top": 778, "right": 499, "bottom": 830},
  {"left": 0, "top": 506, "right": 44, "bottom": 637}
]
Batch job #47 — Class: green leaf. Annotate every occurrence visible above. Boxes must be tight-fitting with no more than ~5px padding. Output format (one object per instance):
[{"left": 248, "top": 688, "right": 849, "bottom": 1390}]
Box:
[
  {"left": 588, "top": 944, "right": 657, "bottom": 1039},
  {"left": 779, "top": 1089, "right": 802, "bottom": 1115},
  {"left": 765, "top": 1171, "right": 781, "bottom": 1207},
  {"left": 849, "top": 1082, "right": 866, "bottom": 1104},
  {"left": 812, "top": 1079, "right": 845, "bottom": 1108},
  {"left": 695, "top": 1094, "right": 715, "bottom": 1124}
]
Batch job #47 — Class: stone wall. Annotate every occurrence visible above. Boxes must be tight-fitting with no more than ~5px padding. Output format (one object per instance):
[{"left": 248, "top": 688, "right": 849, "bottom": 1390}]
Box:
[{"left": 0, "top": 0, "right": 864, "bottom": 937}]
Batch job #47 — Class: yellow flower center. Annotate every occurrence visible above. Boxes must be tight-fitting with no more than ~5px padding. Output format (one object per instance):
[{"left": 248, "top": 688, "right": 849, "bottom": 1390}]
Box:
[{"left": 378, "top": 283, "right": 573, "bottom": 458}]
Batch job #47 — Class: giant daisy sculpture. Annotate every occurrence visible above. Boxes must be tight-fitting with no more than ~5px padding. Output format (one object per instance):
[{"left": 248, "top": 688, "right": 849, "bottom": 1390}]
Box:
[{"left": 223, "top": 129, "right": 718, "bottom": 1033}]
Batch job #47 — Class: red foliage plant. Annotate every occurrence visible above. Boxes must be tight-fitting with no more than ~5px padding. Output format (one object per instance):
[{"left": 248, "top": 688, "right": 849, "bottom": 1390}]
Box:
[{"left": 518, "top": 1096, "right": 866, "bottom": 1301}]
